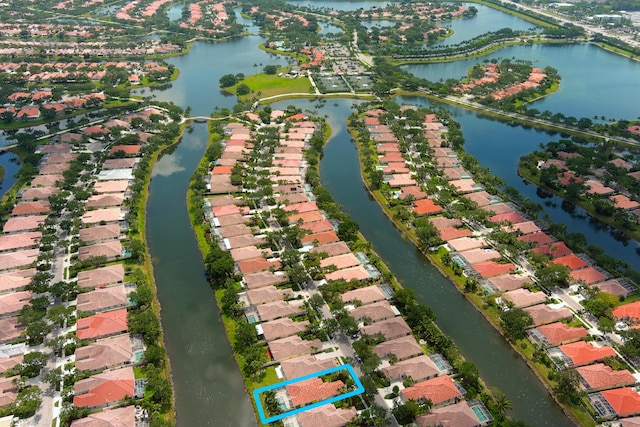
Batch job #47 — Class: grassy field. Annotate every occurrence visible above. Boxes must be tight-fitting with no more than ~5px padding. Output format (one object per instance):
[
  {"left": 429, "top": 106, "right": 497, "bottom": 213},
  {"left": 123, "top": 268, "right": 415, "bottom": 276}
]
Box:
[{"left": 232, "top": 72, "right": 313, "bottom": 100}]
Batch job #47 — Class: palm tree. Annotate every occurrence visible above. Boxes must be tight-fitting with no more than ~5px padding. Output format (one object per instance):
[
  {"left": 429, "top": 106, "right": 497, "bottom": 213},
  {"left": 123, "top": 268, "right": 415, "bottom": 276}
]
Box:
[{"left": 494, "top": 392, "right": 513, "bottom": 416}]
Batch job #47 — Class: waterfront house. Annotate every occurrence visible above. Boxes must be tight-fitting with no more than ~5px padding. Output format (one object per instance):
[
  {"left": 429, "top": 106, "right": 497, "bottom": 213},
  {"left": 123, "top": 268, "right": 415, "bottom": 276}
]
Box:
[
  {"left": 268, "top": 335, "right": 322, "bottom": 362},
  {"left": 502, "top": 289, "right": 547, "bottom": 309},
  {"left": 447, "top": 237, "right": 487, "bottom": 252},
  {"left": 286, "top": 377, "right": 344, "bottom": 407},
  {"left": 382, "top": 354, "right": 450, "bottom": 383},
  {"left": 459, "top": 248, "right": 501, "bottom": 265},
  {"left": 93, "top": 180, "right": 129, "bottom": 194},
  {"left": 310, "top": 242, "right": 351, "bottom": 257},
  {"left": 78, "top": 241, "right": 124, "bottom": 261},
  {"left": 246, "top": 286, "right": 293, "bottom": 306},
  {"left": 576, "top": 363, "right": 636, "bottom": 392},
  {"left": 552, "top": 254, "right": 589, "bottom": 271},
  {"left": 81, "top": 208, "right": 123, "bottom": 225},
  {"left": 472, "top": 261, "right": 515, "bottom": 279},
  {"left": 524, "top": 304, "right": 573, "bottom": 327},
  {"left": 300, "top": 231, "right": 339, "bottom": 246},
  {"left": 73, "top": 366, "right": 134, "bottom": 409},
  {"left": 77, "top": 264, "right": 125, "bottom": 290},
  {"left": 280, "top": 355, "right": 338, "bottom": 381},
  {"left": 258, "top": 318, "right": 309, "bottom": 341},
  {"left": 532, "top": 242, "right": 572, "bottom": 259},
  {"left": 70, "top": 405, "right": 135, "bottom": 427},
  {"left": 11, "top": 201, "right": 50, "bottom": 216},
  {"left": 415, "top": 400, "right": 493, "bottom": 427},
  {"left": 243, "top": 271, "right": 287, "bottom": 290},
  {"left": 321, "top": 253, "right": 361, "bottom": 272},
  {"left": 372, "top": 335, "right": 423, "bottom": 362},
  {"left": 527, "top": 322, "right": 588, "bottom": 347},
  {"left": 589, "top": 388, "right": 640, "bottom": 420},
  {"left": 21, "top": 187, "right": 59, "bottom": 201},
  {"left": 325, "top": 265, "right": 371, "bottom": 282},
  {"left": 296, "top": 404, "right": 357, "bottom": 427},
  {"left": 570, "top": 267, "right": 608, "bottom": 285},
  {"left": 361, "top": 317, "right": 412, "bottom": 340},
  {"left": 79, "top": 224, "right": 121, "bottom": 244},
  {"left": 256, "top": 300, "right": 304, "bottom": 322},
  {"left": 550, "top": 341, "right": 616, "bottom": 367},
  {"left": 350, "top": 301, "right": 398, "bottom": 322},
  {"left": 76, "top": 309, "right": 128, "bottom": 340},
  {"left": 400, "top": 375, "right": 464, "bottom": 408},
  {"left": 77, "top": 285, "right": 129, "bottom": 314},
  {"left": 75, "top": 334, "right": 134, "bottom": 372}
]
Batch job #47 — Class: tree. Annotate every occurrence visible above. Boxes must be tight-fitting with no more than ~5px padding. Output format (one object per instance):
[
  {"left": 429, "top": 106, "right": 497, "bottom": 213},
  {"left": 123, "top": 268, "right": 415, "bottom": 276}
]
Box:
[
  {"left": 392, "top": 400, "right": 419, "bottom": 425},
  {"left": 44, "top": 367, "right": 63, "bottom": 391},
  {"left": 219, "top": 74, "right": 237, "bottom": 88},
  {"left": 337, "top": 219, "right": 359, "bottom": 242},
  {"left": 18, "top": 352, "right": 48, "bottom": 378},
  {"left": 494, "top": 391, "right": 513, "bottom": 415},
  {"left": 26, "top": 321, "right": 51, "bottom": 345},
  {"left": 554, "top": 369, "right": 582, "bottom": 404},
  {"left": 236, "top": 83, "right": 251, "bottom": 96},
  {"left": 500, "top": 308, "right": 533, "bottom": 341},
  {"left": 458, "top": 361, "right": 481, "bottom": 398},
  {"left": 263, "top": 65, "right": 278, "bottom": 75}
]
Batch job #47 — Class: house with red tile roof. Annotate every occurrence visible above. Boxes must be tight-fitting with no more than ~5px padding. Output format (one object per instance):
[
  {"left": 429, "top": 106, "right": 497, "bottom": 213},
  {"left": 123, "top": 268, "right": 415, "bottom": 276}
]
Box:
[
  {"left": 0, "top": 231, "right": 41, "bottom": 253},
  {"left": 109, "top": 145, "right": 141, "bottom": 156},
  {"left": 382, "top": 354, "right": 449, "bottom": 383},
  {"left": 325, "top": 265, "right": 371, "bottom": 282},
  {"left": 78, "top": 241, "right": 123, "bottom": 261},
  {"left": 0, "top": 317, "right": 25, "bottom": 343},
  {"left": 268, "top": 335, "right": 322, "bottom": 362},
  {"left": 614, "top": 301, "right": 640, "bottom": 323},
  {"left": 296, "top": 403, "right": 356, "bottom": 427},
  {"left": 340, "top": 285, "right": 386, "bottom": 306},
  {"left": 532, "top": 241, "right": 572, "bottom": 259},
  {"left": 320, "top": 253, "right": 361, "bottom": 271},
  {"left": 73, "top": 366, "right": 135, "bottom": 408},
  {"left": 373, "top": 335, "right": 423, "bottom": 362},
  {"left": 77, "top": 264, "right": 125, "bottom": 290},
  {"left": 350, "top": 301, "right": 397, "bottom": 322},
  {"left": 280, "top": 355, "right": 338, "bottom": 381},
  {"left": 412, "top": 199, "right": 444, "bottom": 216},
  {"left": 86, "top": 194, "right": 125, "bottom": 209},
  {"left": 553, "top": 254, "right": 588, "bottom": 270},
  {"left": 93, "top": 181, "right": 129, "bottom": 194},
  {"left": 590, "top": 388, "right": 640, "bottom": 419},
  {"left": 0, "top": 249, "right": 39, "bottom": 271},
  {"left": 256, "top": 300, "right": 304, "bottom": 322},
  {"left": 237, "top": 257, "right": 281, "bottom": 275},
  {"left": 555, "top": 341, "right": 617, "bottom": 367},
  {"left": 246, "top": 285, "right": 293, "bottom": 305},
  {"left": 400, "top": 375, "right": 464, "bottom": 408},
  {"left": 70, "top": 405, "right": 135, "bottom": 427},
  {"left": 11, "top": 201, "right": 50, "bottom": 216},
  {"left": 300, "top": 231, "right": 339, "bottom": 246},
  {"left": 416, "top": 401, "right": 492, "bottom": 427},
  {"left": 81, "top": 208, "right": 123, "bottom": 225},
  {"left": 585, "top": 180, "right": 615, "bottom": 196},
  {"left": 576, "top": 363, "right": 635, "bottom": 392},
  {"left": 243, "top": 271, "right": 287, "bottom": 289},
  {"left": 438, "top": 227, "right": 472, "bottom": 241},
  {"left": 0, "top": 291, "right": 31, "bottom": 318},
  {"left": 524, "top": 304, "right": 572, "bottom": 327},
  {"left": 75, "top": 334, "right": 133, "bottom": 372},
  {"left": 3, "top": 215, "right": 47, "bottom": 234},
  {"left": 490, "top": 212, "right": 526, "bottom": 224},
  {"left": 472, "top": 261, "right": 515, "bottom": 278},
  {"left": 0, "top": 354, "right": 23, "bottom": 375},
  {"left": 258, "top": 318, "right": 309, "bottom": 341},
  {"left": 300, "top": 220, "right": 333, "bottom": 234},
  {"left": 518, "top": 232, "right": 554, "bottom": 246},
  {"left": 79, "top": 224, "right": 121, "bottom": 244},
  {"left": 77, "top": 285, "right": 129, "bottom": 314},
  {"left": 502, "top": 288, "right": 547, "bottom": 308},
  {"left": 447, "top": 237, "right": 486, "bottom": 252},
  {"left": 0, "top": 269, "right": 34, "bottom": 295},
  {"left": 310, "top": 242, "right": 351, "bottom": 257},
  {"left": 611, "top": 194, "right": 640, "bottom": 211},
  {"left": 527, "top": 322, "right": 588, "bottom": 347},
  {"left": 570, "top": 267, "right": 607, "bottom": 285},
  {"left": 76, "top": 309, "right": 128, "bottom": 340},
  {"left": 21, "top": 187, "right": 59, "bottom": 201},
  {"left": 459, "top": 248, "right": 501, "bottom": 265},
  {"left": 0, "top": 376, "right": 18, "bottom": 408},
  {"left": 286, "top": 377, "right": 344, "bottom": 407},
  {"left": 361, "top": 317, "right": 412, "bottom": 340}
]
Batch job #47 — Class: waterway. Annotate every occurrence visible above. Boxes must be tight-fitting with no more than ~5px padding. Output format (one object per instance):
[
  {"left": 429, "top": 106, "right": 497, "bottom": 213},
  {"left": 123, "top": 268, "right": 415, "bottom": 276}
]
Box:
[
  {"left": 274, "top": 98, "right": 573, "bottom": 427},
  {"left": 146, "top": 123, "right": 256, "bottom": 427}
]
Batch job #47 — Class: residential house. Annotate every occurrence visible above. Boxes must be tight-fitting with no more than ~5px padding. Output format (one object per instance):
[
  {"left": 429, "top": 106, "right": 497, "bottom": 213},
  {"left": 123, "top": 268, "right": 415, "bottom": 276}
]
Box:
[
  {"left": 400, "top": 375, "right": 464, "bottom": 408},
  {"left": 73, "top": 366, "right": 135, "bottom": 409},
  {"left": 75, "top": 334, "right": 133, "bottom": 372}
]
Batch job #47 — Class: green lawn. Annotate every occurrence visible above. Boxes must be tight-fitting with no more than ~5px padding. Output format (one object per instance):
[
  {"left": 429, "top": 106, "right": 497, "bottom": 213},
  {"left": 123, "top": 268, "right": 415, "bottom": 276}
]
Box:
[{"left": 232, "top": 72, "right": 312, "bottom": 100}]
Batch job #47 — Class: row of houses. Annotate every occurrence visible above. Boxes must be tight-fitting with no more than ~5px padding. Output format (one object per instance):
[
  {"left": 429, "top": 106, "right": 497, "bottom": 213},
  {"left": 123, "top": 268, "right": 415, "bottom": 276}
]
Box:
[
  {"left": 180, "top": 0, "right": 233, "bottom": 34},
  {"left": 205, "top": 113, "right": 494, "bottom": 427},
  {"left": 0, "top": 38, "right": 180, "bottom": 57}
]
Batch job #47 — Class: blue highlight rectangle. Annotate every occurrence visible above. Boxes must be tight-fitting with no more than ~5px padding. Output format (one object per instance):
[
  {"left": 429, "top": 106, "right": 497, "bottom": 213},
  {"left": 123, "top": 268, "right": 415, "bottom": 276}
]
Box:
[{"left": 253, "top": 363, "right": 364, "bottom": 424}]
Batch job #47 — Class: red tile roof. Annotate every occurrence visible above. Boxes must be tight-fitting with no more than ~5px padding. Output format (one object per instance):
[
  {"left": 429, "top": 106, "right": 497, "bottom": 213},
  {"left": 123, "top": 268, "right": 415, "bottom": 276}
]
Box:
[
  {"left": 401, "top": 375, "right": 461, "bottom": 406},
  {"left": 559, "top": 341, "right": 616, "bottom": 366},
  {"left": 553, "top": 254, "right": 588, "bottom": 270},
  {"left": 286, "top": 377, "right": 344, "bottom": 407},
  {"left": 472, "top": 261, "right": 515, "bottom": 278},
  {"left": 76, "top": 309, "right": 128, "bottom": 340},
  {"left": 532, "top": 242, "right": 572, "bottom": 259},
  {"left": 534, "top": 322, "right": 588, "bottom": 346},
  {"left": 613, "top": 301, "right": 640, "bottom": 321},
  {"left": 576, "top": 363, "right": 636, "bottom": 392},
  {"left": 601, "top": 388, "right": 640, "bottom": 417},
  {"left": 73, "top": 366, "right": 134, "bottom": 408},
  {"left": 570, "top": 267, "right": 607, "bottom": 285},
  {"left": 413, "top": 199, "right": 444, "bottom": 216}
]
